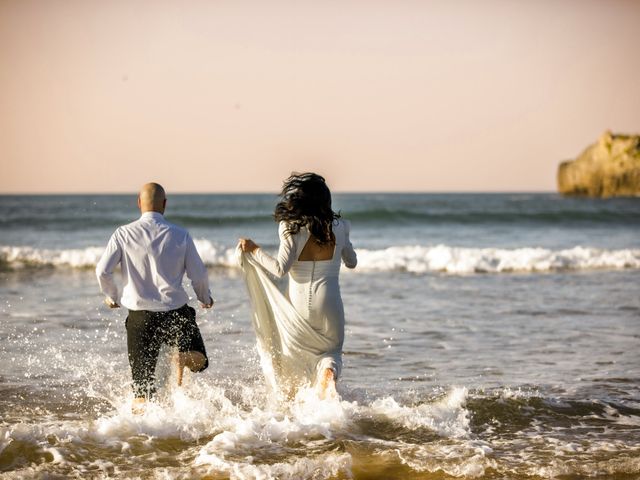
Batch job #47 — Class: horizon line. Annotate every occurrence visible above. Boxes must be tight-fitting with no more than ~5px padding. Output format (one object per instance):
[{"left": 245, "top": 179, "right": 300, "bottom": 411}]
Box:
[{"left": 0, "top": 189, "right": 558, "bottom": 196}]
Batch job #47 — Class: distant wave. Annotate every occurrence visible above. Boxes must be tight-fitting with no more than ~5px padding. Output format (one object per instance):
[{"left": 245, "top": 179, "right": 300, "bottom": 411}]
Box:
[
  {"left": 346, "top": 208, "right": 640, "bottom": 225},
  {"left": 356, "top": 245, "right": 640, "bottom": 273},
  {"left": 0, "top": 240, "right": 237, "bottom": 270},
  {"left": 0, "top": 246, "right": 107, "bottom": 269},
  {"left": 0, "top": 214, "right": 274, "bottom": 230},
  {"left": 2, "top": 207, "right": 639, "bottom": 229},
  {"left": 2, "top": 241, "right": 639, "bottom": 274}
]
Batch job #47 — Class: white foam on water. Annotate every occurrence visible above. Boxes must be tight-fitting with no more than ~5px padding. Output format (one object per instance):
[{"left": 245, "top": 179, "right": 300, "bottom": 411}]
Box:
[
  {"left": 526, "top": 454, "right": 640, "bottom": 478},
  {"left": 0, "top": 245, "right": 105, "bottom": 269},
  {"left": 0, "top": 428, "right": 12, "bottom": 455},
  {"left": 3, "top": 378, "right": 640, "bottom": 479},
  {"left": 3, "top": 242, "right": 639, "bottom": 274},
  {"left": 364, "top": 388, "right": 495, "bottom": 477},
  {"left": 0, "top": 242, "right": 238, "bottom": 270},
  {"left": 0, "top": 375, "right": 479, "bottom": 479},
  {"left": 392, "top": 442, "right": 496, "bottom": 478},
  {"left": 195, "top": 451, "right": 352, "bottom": 480},
  {"left": 191, "top": 387, "right": 477, "bottom": 478},
  {"left": 356, "top": 244, "right": 640, "bottom": 273},
  {"left": 369, "top": 387, "right": 471, "bottom": 438},
  {"left": 493, "top": 386, "right": 540, "bottom": 400},
  {"left": 93, "top": 386, "right": 236, "bottom": 442},
  {"left": 602, "top": 404, "right": 640, "bottom": 427},
  {"left": 191, "top": 239, "right": 241, "bottom": 268},
  {"left": 487, "top": 423, "right": 640, "bottom": 478}
]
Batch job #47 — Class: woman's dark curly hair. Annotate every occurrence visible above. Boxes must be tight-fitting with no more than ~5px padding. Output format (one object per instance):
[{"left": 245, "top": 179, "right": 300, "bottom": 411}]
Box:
[{"left": 274, "top": 172, "right": 340, "bottom": 245}]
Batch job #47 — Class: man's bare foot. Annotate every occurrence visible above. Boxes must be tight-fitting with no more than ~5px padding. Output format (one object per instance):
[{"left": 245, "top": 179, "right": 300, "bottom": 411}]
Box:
[
  {"left": 132, "top": 397, "right": 146, "bottom": 415},
  {"left": 174, "top": 351, "right": 207, "bottom": 387},
  {"left": 316, "top": 368, "right": 338, "bottom": 400}
]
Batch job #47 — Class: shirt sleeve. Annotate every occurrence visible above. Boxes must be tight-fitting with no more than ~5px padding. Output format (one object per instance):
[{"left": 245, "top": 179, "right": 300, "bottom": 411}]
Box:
[
  {"left": 184, "top": 233, "right": 212, "bottom": 305},
  {"left": 341, "top": 220, "right": 357, "bottom": 269},
  {"left": 96, "top": 231, "right": 122, "bottom": 302},
  {"left": 251, "top": 222, "right": 298, "bottom": 278}
]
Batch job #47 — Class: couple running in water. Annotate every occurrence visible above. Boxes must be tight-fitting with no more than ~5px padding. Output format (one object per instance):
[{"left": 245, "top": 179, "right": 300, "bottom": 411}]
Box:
[{"left": 96, "top": 174, "right": 356, "bottom": 413}]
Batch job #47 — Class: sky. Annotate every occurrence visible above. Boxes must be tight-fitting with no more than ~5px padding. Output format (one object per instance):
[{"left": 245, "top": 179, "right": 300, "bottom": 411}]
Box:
[{"left": 1, "top": 0, "right": 639, "bottom": 193}]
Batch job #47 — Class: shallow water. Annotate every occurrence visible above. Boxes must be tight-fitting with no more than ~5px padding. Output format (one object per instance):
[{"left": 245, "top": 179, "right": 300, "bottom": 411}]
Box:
[{"left": 1, "top": 194, "right": 639, "bottom": 479}]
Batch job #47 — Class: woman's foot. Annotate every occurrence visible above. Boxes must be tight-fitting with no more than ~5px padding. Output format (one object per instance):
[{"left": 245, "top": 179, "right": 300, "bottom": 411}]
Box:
[{"left": 316, "top": 368, "right": 338, "bottom": 400}]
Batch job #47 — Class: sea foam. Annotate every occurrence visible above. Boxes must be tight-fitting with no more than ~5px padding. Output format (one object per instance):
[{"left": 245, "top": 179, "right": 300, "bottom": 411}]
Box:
[
  {"left": 2, "top": 241, "right": 639, "bottom": 274},
  {"left": 355, "top": 244, "right": 640, "bottom": 273},
  {"left": 0, "top": 379, "right": 472, "bottom": 480}
]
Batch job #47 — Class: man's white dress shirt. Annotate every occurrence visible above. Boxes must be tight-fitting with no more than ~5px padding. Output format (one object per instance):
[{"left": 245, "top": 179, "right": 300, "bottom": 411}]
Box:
[{"left": 96, "top": 212, "right": 211, "bottom": 312}]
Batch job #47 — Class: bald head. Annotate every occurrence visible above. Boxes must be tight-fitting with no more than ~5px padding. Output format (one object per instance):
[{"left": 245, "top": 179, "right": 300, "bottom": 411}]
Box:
[{"left": 138, "top": 182, "right": 166, "bottom": 214}]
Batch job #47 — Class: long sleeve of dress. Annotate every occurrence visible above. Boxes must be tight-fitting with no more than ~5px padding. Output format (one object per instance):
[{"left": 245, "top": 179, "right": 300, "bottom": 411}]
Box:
[
  {"left": 184, "top": 233, "right": 212, "bottom": 304},
  {"left": 341, "top": 220, "right": 357, "bottom": 269},
  {"left": 252, "top": 222, "right": 298, "bottom": 278},
  {"left": 96, "top": 231, "right": 122, "bottom": 302}
]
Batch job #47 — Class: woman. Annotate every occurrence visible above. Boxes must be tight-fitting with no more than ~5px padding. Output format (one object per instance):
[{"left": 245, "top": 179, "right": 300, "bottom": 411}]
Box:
[{"left": 238, "top": 172, "right": 357, "bottom": 398}]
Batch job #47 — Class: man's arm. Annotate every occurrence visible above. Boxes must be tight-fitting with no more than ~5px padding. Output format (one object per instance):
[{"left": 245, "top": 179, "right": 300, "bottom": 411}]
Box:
[
  {"left": 185, "top": 234, "right": 213, "bottom": 308},
  {"left": 96, "top": 232, "right": 122, "bottom": 308}
]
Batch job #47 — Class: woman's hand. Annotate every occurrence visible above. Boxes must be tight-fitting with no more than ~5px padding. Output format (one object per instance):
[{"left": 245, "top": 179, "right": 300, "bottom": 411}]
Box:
[{"left": 238, "top": 238, "right": 259, "bottom": 253}]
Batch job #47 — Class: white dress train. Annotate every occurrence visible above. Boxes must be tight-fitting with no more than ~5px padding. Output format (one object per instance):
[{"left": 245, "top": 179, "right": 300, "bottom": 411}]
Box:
[{"left": 238, "top": 219, "right": 357, "bottom": 394}]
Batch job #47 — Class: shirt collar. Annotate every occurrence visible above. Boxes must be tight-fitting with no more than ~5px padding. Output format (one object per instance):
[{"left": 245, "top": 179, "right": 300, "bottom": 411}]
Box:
[{"left": 140, "top": 211, "right": 165, "bottom": 221}]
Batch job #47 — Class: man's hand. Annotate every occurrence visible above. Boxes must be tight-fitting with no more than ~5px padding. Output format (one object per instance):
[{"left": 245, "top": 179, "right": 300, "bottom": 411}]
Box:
[
  {"left": 200, "top": 297, "right": 214, "bottom": 309},
  {"left": 104, "top": 298, "right": 120, "bottom": 308}
]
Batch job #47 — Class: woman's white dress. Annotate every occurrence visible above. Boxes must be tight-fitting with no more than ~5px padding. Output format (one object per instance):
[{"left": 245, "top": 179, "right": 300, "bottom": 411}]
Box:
[{"left": 239, "top": 219, "right": 357, "bottom": 393}]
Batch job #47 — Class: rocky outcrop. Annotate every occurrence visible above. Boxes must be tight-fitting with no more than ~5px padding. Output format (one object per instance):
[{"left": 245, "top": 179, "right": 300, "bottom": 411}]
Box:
[{"left": 557, "top": 131, "right": 640, "bottom": 197}]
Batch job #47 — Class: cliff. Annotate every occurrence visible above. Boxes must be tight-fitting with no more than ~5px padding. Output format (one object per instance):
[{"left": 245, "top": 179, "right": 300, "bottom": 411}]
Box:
[{"left": 557, "top": 131, "right": 640, "bottom": 197}]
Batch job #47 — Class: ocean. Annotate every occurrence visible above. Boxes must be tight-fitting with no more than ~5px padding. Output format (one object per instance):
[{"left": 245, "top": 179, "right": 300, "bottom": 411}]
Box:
[{"left": 0, "top": 193, "right": 639, "bottom": 479}]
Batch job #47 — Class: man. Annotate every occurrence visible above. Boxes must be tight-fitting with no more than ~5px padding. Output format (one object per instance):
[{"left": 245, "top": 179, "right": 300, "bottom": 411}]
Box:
[{"left": 96, "top": 182, "right": 213, "bottom": 413}]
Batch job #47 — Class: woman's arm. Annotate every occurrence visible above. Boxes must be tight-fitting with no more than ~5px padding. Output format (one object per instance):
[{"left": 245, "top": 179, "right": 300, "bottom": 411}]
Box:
[
  {"left": 240, "top": 222, "right": 298, "bottom": 277},
  {"left": 341, "top": 220, "right": 357, "bottom": 269}
]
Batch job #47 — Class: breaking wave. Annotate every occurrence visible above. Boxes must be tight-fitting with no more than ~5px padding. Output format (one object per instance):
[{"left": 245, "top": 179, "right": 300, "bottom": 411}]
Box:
[
  {"left": 356, "top": 244, "right": 640, "bottom": 273},
  {"left": 2, "top": 241, "right": 639, "bottom": 274}
]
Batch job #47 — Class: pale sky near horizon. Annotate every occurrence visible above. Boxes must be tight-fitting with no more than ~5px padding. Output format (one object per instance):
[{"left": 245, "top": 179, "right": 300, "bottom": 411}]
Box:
[{"left": 1, "top": 0, "right": 639, "bottom": 193}]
